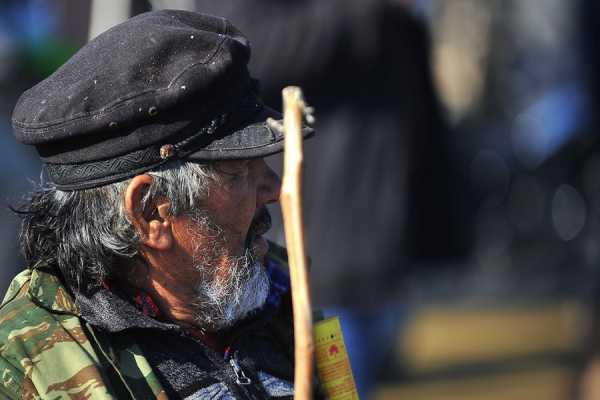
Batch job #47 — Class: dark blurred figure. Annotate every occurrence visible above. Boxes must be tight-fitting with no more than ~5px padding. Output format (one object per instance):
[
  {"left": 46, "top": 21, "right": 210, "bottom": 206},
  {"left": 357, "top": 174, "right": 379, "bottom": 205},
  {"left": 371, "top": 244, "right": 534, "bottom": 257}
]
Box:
[
  {"left": 577, "top": 0, "right": 600, "bottom": 398},
  {"left": 151, "top": 1, "right": 464, "bottom": 397}
]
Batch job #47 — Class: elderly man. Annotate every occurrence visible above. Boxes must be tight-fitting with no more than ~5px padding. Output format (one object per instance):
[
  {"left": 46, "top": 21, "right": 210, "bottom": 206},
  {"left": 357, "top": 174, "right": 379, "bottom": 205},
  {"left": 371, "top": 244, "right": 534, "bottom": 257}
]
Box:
[{"left": 0, "top": 10, "right": 315, "bottom": 399}]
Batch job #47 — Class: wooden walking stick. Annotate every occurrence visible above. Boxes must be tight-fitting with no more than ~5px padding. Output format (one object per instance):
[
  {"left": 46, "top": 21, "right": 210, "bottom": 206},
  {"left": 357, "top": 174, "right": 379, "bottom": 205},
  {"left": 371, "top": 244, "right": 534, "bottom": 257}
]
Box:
[{"left": 280, "top": 86, "right": 314, "bottom": 400}]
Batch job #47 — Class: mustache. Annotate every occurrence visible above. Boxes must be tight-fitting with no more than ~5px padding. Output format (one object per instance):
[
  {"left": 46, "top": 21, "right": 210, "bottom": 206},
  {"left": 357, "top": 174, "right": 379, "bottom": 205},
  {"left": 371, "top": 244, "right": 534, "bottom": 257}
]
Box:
[{"left": 249, "top": 207, "right": 272, "bottom": 237}]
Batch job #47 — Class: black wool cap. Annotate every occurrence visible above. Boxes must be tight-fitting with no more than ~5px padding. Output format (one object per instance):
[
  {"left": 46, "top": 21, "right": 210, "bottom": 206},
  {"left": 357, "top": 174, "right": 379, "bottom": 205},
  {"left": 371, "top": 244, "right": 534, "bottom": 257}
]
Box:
[{"left": 11, "top": 10, "right": 312, "bottom": 190}]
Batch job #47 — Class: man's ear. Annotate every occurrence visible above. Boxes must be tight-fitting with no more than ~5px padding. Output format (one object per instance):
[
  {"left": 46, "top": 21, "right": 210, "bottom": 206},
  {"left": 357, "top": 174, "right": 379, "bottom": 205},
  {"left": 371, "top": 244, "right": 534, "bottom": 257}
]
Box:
[{"left": 125, "top": 174, "right": 173, "bottom": 251}]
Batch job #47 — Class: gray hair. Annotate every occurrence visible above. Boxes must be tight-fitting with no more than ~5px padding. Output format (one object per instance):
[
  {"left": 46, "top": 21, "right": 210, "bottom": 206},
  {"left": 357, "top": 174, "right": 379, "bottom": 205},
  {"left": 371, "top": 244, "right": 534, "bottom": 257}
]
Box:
[{"left": 17, "top": 161, "right": 218, "bottom": 294}]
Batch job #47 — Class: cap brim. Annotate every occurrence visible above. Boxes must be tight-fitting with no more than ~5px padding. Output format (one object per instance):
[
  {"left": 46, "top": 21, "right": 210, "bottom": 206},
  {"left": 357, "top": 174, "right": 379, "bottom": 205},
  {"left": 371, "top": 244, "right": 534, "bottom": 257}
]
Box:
[{"left": 185, "top": 105, "right": 314, "bottom": 161}]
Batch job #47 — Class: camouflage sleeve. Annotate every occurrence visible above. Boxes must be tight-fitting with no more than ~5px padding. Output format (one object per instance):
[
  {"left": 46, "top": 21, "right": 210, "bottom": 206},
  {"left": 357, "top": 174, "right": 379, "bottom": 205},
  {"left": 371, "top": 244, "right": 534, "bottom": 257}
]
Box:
[{"left": 0, "top": 353, "right": 28, "bottom": 399}]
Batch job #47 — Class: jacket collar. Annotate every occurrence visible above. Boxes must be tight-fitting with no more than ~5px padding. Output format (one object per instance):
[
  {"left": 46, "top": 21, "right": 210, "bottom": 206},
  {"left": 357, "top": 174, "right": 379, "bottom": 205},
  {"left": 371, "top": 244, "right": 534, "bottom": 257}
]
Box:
[
  {"left": 23, "top": 266, "right": 178, "bottom": 332},
  {"left": 74, "top": 286, "right": 180, "bottom": 333}
]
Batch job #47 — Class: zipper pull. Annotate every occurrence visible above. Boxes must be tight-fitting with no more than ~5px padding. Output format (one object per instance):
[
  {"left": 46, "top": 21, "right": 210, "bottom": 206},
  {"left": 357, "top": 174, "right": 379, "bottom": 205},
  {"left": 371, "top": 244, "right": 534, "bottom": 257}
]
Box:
[{"left": 230, "top": 356, "right": 252, "bottom": 385}]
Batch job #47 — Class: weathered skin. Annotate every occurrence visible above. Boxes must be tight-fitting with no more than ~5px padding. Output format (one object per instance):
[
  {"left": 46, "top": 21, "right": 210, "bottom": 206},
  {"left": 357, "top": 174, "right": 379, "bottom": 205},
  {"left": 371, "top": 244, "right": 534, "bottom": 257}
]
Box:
[{"left": 0, "top": 268, "right": 169, "bottom": 399}]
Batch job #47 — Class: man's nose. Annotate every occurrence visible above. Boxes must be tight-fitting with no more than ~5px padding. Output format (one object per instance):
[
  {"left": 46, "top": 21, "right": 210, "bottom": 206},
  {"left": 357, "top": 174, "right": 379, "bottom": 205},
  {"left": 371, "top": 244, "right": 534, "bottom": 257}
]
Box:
[{"left": 257, "top": 159, "right": 281, "bottom": 207}]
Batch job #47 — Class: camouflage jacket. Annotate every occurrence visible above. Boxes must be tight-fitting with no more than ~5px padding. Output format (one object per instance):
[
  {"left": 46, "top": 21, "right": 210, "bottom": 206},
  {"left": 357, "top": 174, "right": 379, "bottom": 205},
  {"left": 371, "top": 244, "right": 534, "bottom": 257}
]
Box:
[{"left": 0, "top": 251, "right": 300, "bottom": 399}]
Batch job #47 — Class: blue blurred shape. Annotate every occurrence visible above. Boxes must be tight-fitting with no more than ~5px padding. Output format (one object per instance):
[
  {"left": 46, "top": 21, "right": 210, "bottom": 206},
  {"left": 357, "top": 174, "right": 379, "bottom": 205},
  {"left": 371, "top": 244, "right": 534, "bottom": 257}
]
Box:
[
  {"left": 0, "top": 0, "right": 57, "bottom": 41},
  {"left": 512, "top": 84, "right": 587, "bottom": 169}
]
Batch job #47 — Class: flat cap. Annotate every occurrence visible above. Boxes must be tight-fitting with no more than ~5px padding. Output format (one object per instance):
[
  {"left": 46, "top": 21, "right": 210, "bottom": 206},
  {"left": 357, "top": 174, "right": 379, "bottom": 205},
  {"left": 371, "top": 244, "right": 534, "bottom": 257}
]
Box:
[{"left": 12, "top": 10, "right": 312, "bottom": 190}]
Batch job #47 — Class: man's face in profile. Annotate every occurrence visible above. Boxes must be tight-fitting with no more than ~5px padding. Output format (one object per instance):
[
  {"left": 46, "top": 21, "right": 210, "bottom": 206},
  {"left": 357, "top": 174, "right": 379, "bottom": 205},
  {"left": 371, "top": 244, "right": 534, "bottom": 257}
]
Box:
[{"left": 170, "top": 158, "right": 281, "bottom": 330}]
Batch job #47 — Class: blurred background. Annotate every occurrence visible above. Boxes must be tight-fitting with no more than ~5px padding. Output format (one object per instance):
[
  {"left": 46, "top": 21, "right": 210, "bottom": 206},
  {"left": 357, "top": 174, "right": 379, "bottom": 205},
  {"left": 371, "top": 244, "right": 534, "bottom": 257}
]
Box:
[{"left": 2, "top": 0, "right": 600, "bottom": 399}]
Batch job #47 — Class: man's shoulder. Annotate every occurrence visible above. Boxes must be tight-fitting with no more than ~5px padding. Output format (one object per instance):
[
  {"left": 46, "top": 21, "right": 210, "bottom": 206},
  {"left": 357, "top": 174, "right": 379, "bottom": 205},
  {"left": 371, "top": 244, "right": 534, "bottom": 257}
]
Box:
[
  {"left": 0, "top": 270, "right": 34, "bottom": 399},
  {"left": 0, "top": 269, "right": 111, "bottom": 399},
  {"left": 0, "top": 269, "right": 76, "bottom": 342},
  {"left": 0, "top": 268, "right": 79, "bottom": 365},
  {"left": 1, "top": 269, "right": 31, "bottom": 305},
  {"left": 0, "top": 269, "right": 47, "bottom": 342},
  {"left": 0, "top": 270, "right": 58, "bottom": 398}
]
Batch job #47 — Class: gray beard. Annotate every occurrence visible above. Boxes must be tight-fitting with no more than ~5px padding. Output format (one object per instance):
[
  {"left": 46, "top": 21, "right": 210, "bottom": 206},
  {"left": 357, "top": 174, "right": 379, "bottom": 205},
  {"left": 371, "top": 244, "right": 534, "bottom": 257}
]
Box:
[{"left": 190, "top": 216, "right": 270, "bottom": 331}]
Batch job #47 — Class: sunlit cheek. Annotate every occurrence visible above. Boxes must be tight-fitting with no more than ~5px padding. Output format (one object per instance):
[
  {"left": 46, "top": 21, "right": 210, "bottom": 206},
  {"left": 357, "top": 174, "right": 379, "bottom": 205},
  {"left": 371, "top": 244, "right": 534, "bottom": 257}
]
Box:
[{"left": 226, "top": 201, "right": 256, "bottom": 235}]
